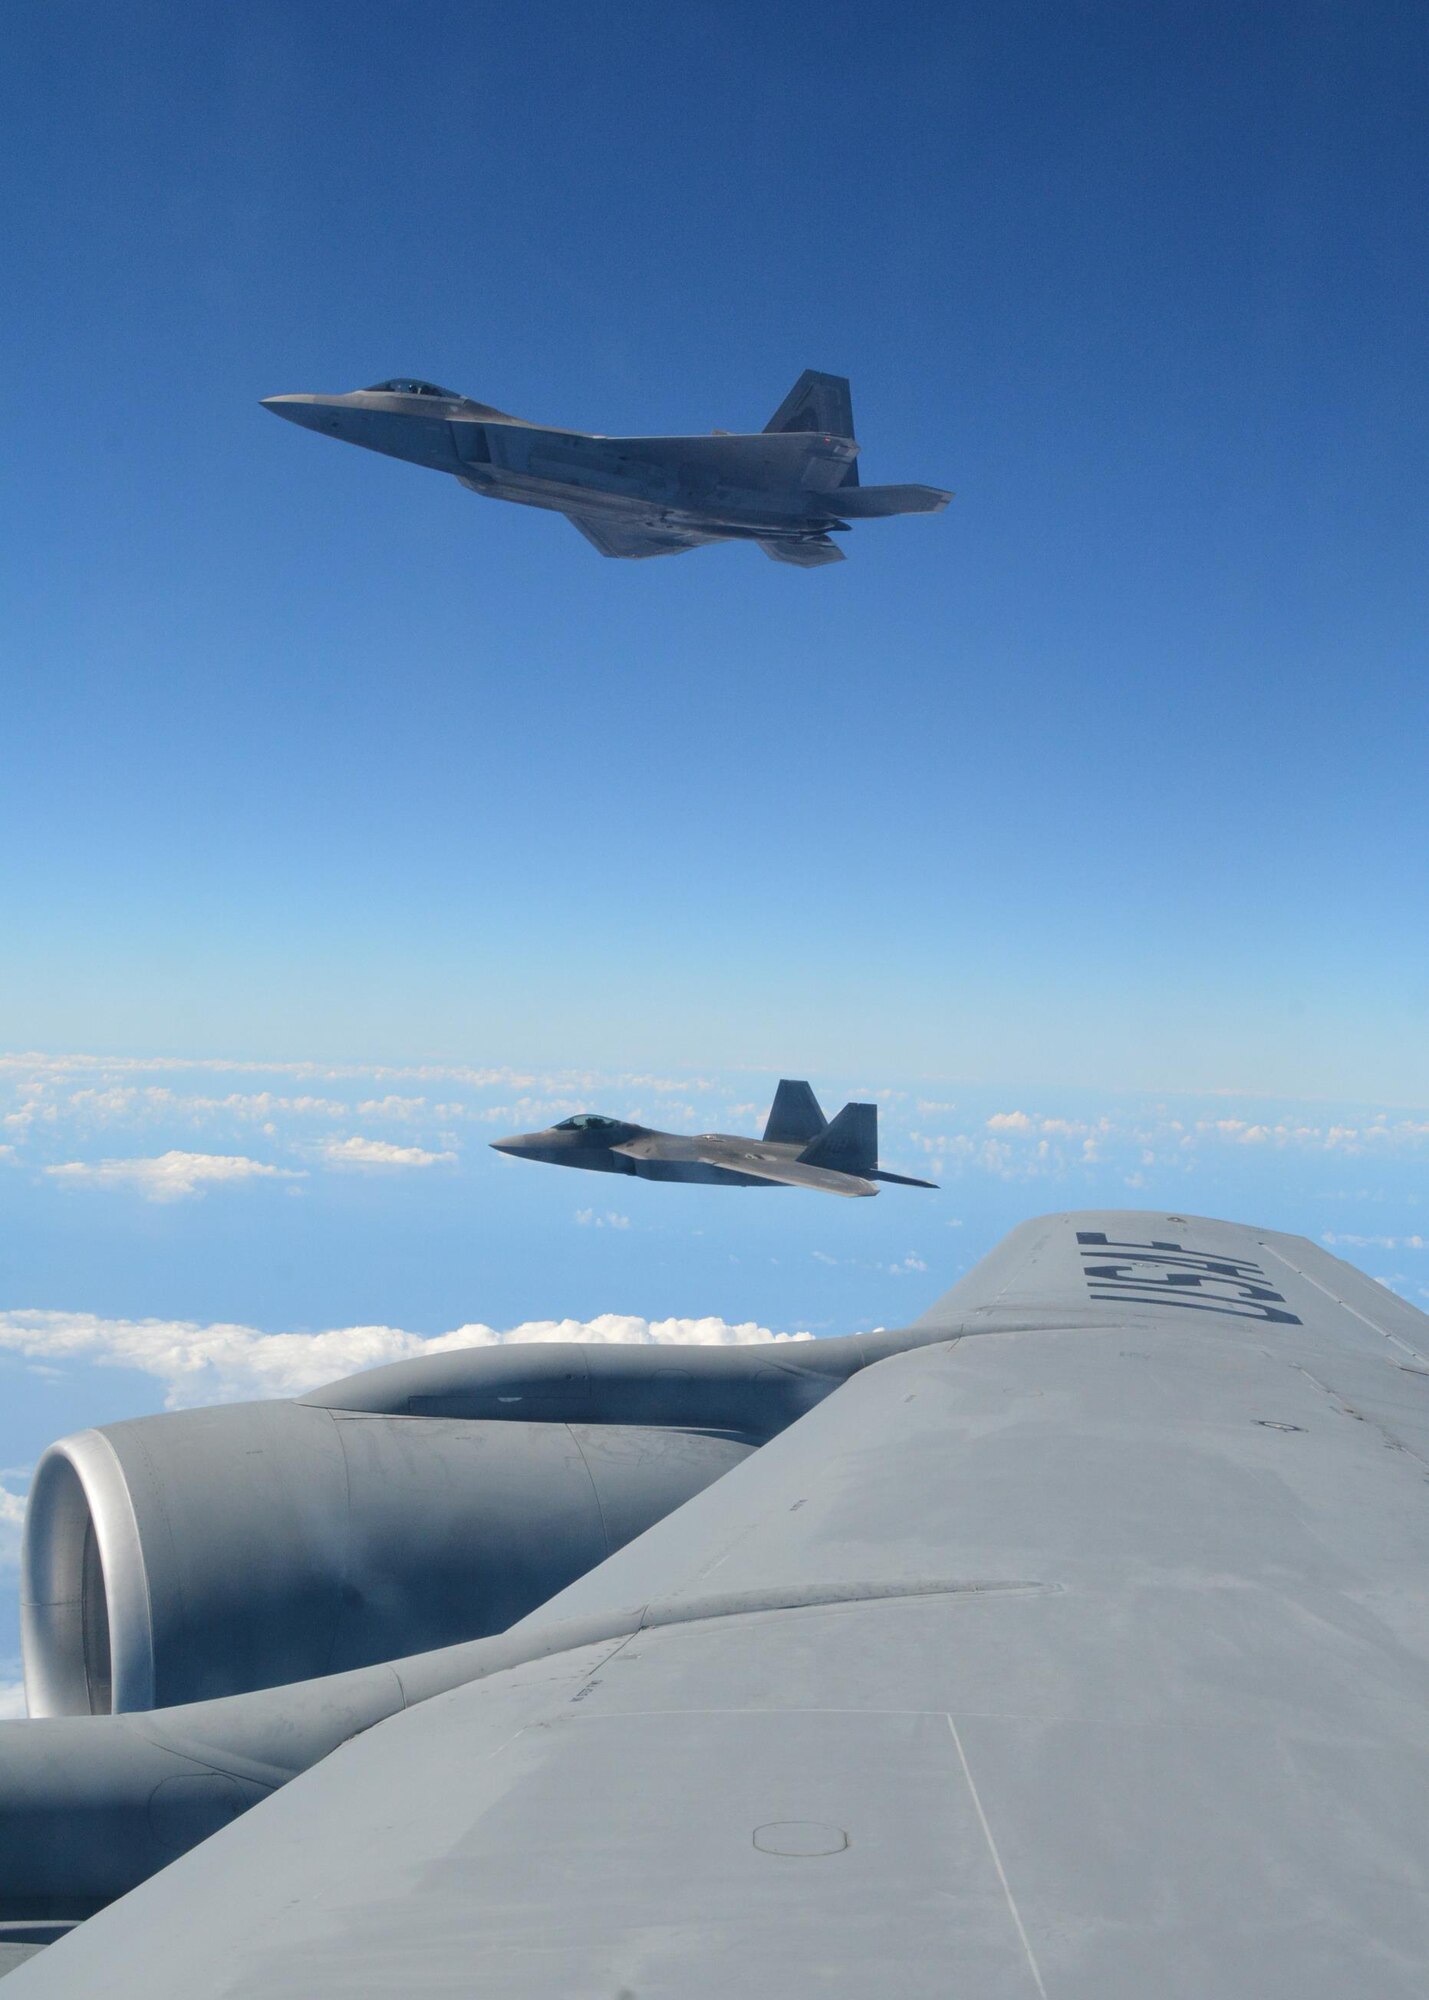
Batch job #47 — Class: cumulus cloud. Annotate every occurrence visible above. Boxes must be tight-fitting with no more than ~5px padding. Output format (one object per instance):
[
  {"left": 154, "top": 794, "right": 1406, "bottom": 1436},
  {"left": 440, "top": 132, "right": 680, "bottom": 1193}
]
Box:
[
  {"left": 575, "top": 1208, "right": 631, "bottom": 1229},
  {"left": 0, "top": 1309, "right": 813, "bottom": 1409},
  {"left": 43, "top": 1152, "right": 304, "bottom": 1202},
  {"left": 0, "top": 1484, "right": 25, "bottom": 1569},
  {"left": 321, "top": 1136, "right": 456, "bottom": 1169},
  {"left": 986, "top": 1111, "right": 1034, "bottom": 1132}
]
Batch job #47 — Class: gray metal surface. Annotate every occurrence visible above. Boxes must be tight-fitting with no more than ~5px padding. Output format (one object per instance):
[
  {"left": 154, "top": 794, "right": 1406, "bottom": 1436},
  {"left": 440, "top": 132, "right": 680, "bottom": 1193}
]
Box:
[
  {"left": 490, "top": 1076, "right": 936, "bottom": 1196},
  {"left": 262, "top": 370, "right": 950, "bottom": 563},
  {"left": 22, "top": 1414, "right": 752, "bottom": 1715},
  {"left": 0, "top": 1931, "right": 75, "bottom": 1983},
  {"left": 7, "top": 1210, "right": 1428, "bottom": 1996},
  {"left": 2, "top": 1327, "right": 944, "bottom": 1917}
]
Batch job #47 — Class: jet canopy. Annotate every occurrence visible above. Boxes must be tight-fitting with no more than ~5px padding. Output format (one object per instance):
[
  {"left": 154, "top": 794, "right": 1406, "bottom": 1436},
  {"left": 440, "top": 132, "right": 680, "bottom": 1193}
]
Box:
[
  {"left": 364, "top": 378, "right": 460, "bottom": 398},
  {"left": 553, "top": 1114, "right": 624, "bottom": 1131}
]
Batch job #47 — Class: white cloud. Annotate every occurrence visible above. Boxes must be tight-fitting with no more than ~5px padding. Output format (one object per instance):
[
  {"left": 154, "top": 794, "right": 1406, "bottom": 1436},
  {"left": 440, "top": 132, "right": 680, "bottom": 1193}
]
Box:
[
  {"left": 575, "top": 1208, "right": 631, "bottom": 1229},
  {"left": 321, "top": 1136, "right": 456, "bottom": 1169},
  {"left": 0, "top": 1682, "right": 27, "bottom": 1719},
  {"left": 0, "top": 1484, "right": 26, "bottom": 1570},
  {"left": 0, "top": 1309, "right": 813, "bottom": 1409},
  {"left": 43, "top": 1152, "right": 304, "bottom": 1202},
  {"left": 1323, "top": 1232, "right": 1428, "bottom": 1251},
  {"left": 986, "top": 1111, "right": 1034, "bottom": 1132}
]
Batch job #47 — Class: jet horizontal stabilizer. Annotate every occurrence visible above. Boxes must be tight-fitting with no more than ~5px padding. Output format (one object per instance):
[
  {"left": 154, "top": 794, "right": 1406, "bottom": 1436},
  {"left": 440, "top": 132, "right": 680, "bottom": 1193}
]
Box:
[{"left": 834, "top": 483, "right": 952, "bottom": 517}]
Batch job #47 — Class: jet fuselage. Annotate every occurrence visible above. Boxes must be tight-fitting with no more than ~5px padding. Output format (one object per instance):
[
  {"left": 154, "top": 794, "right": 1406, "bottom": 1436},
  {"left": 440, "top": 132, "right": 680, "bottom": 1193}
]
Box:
[{"left": 262, "top": 373, "right": 950, "bottom": 565}]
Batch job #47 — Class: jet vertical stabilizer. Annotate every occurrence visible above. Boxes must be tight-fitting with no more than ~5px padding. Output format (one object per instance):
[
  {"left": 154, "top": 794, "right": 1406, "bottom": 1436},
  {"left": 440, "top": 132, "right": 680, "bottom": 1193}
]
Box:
[
  {"left": 762, "top": 1079, "right": 828, "bottom": 1146},
  {"left": 799, "top": 1101, "right": 877, "bottom": 1177},
  {"left": 763, "top": 370, "right": 858, "bottom": 484}
]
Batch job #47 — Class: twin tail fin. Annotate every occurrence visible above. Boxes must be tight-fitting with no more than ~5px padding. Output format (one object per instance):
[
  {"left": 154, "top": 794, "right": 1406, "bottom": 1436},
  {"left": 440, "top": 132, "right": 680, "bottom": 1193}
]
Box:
[
  {"left": 763, "top": 1079, "right": 828, "bottom": 1146},
  {"left": 798, "top": 1097, "right": 939, "bottom": 1187}
]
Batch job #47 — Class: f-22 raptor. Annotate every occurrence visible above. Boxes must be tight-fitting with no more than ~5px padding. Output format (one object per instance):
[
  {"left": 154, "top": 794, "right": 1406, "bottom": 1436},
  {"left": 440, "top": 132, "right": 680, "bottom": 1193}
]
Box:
[
  {"left": 491, "top": 1079, "right": 937, "bottom": 1197},
  {"left": 262, "top": 370, "right": 949, "bottom": 567}
]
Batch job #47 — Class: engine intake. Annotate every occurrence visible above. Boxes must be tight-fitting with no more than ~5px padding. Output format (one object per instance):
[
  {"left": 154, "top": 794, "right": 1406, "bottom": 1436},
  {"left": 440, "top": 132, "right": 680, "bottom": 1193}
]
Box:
[{"left": 22, "top": 1400, "right": 750, "bottom": 1716}]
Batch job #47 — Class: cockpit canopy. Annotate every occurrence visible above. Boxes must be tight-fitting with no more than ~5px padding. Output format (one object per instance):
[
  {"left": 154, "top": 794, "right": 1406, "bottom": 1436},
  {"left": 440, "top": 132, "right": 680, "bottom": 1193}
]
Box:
[
  {"left": 553, "top": 1114, "right": 623, "bottom": 1132},
  {"left": 364, "top": 378, "right": 460, "bottom": 399}
]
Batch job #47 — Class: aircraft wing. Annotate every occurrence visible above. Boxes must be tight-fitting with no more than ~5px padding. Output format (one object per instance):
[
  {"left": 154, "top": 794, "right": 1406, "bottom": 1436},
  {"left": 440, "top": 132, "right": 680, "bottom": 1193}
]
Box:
[
  {"left": 689, "top": 1145, "right": 875, "bottom": 1195},
  {"left": 16, "top": 1210, "right": 1429, "bottom": 1997},
  {"left": 563, "top": 510, "right": 721, "bottom": 559},
  {"left": 611, "top": 1132, "right": 877, "bottom": 1196}
]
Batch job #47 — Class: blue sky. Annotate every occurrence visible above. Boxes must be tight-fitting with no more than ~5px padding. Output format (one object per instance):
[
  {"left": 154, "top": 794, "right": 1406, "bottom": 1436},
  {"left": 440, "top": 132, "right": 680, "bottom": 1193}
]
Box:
[
  {"left": 3, "top": 1, "right": 1426, "bottom": 1092},
  {"left": 2, "top": 5, "right": 1427, "bottom": 1700}
]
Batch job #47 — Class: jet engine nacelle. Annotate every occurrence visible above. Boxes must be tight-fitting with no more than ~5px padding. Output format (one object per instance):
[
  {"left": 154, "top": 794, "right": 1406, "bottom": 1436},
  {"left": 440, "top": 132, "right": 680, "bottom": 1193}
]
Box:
[{"left": 21, "top": 1400, "right": 750, "bottom": 1716}]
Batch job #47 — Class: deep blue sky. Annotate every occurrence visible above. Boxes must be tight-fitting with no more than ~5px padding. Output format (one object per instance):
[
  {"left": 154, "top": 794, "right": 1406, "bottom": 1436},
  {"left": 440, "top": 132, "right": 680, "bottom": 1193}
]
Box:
[{"left": 3, "top": 0, "right": 1426, "bottom": 1100}]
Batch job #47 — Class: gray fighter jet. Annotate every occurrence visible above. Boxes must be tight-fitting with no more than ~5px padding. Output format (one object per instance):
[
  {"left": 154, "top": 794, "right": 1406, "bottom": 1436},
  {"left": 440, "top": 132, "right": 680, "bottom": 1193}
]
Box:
[
  {"left": 261, "top": 370, "right": 949, "bottom": 565},
  {"left": 490, "top": 1078, "right": 937, "bottom": 1196}
]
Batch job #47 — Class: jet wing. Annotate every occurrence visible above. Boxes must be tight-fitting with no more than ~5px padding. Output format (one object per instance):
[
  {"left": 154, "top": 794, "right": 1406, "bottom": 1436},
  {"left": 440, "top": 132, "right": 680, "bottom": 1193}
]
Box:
[
  {"left": 611, "top": 1133, "right": 877, "bottom": 1196},
  {"left": 689, "top": 1146, "right": 876, "bottom": 1195},
  {"left": 696, "top": 1152, "right": 872, "bottom": 1192},
  {"left": 563, "top": 510, "right": 721, "bottom": 560},
  {"left": 17, "top": 1210, "right": 1429, "bottom": 1997}
]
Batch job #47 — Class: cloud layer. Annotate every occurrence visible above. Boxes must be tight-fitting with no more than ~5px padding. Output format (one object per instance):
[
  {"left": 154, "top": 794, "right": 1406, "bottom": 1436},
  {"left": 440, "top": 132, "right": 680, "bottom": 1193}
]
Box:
[
  {"left": 321, "top": 1136, "right": 456, "bottom": 1169},
  {"left": 43, "top": 1152, "right": 304, "bottom": 1202},
  {"left": 6, "top": 1051, "right": 1429, "bottom": 1201},
  {"left": 0, "top": 1308, "right": 811, "bottom": 1409}
]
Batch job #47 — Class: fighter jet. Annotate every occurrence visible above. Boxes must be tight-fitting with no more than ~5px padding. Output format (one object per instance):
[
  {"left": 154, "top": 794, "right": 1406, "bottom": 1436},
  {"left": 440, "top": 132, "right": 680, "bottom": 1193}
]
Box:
[
  {"left": 261, "top": 369, "right": 949, "bottom": 566},
  {"left": 491, "top": 1078, "right": 937, "bottom": 1196}
]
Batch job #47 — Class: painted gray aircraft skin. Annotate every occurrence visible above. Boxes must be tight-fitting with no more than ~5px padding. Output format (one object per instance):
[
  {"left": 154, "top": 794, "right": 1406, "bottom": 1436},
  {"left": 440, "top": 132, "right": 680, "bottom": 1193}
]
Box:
[
  {"left": 261, "top": 370, "right": 950, "bottom": 565},
  {"left": 490, "top": 1077, "right": 937, "bottom": 1197},
  {"left": 4, "top": 1210, "right": 1429, "bottom": 1993}
]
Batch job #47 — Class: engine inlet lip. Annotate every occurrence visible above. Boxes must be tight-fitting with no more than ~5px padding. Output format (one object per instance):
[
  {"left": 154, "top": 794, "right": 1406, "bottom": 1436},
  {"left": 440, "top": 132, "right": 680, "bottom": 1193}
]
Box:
[{"left": 20, "top": 1431, "right": 155, "bottom": 1717}]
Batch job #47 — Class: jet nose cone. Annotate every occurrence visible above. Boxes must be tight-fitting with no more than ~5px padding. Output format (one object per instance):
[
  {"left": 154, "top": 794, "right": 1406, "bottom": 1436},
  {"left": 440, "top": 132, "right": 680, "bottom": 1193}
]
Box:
[
  {"left": 261, "top": 394, "right": 325, "bottom": 431},
  {"left": 490, "top": 1135, "right": 529, "bottom": 1156}
]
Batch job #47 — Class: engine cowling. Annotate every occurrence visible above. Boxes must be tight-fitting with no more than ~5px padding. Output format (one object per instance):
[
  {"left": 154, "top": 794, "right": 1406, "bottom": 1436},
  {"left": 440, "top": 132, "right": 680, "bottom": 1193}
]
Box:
[{"left": 21, "top": 1401, "right": 750, "bottom": 1715}]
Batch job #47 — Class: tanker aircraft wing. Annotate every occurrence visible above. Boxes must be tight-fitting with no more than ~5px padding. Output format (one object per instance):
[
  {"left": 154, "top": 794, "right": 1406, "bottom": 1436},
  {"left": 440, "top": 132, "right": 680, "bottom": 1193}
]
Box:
[{"left": 9, "top": 1210, "right": 1429, "bottom": 1996}]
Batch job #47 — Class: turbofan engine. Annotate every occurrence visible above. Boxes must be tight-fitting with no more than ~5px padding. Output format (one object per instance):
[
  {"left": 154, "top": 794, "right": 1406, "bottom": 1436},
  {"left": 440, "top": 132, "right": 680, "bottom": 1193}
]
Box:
[{"left": 21, "top": 1396, "right": 752, "bottom": 1716}]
